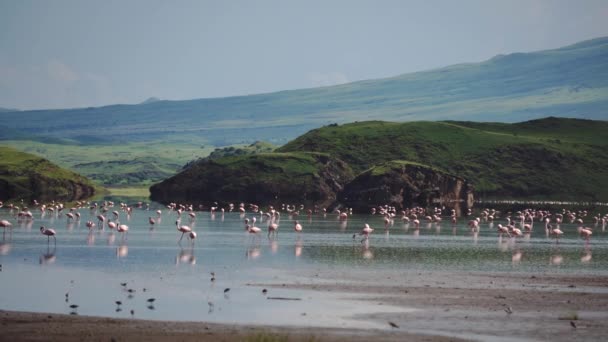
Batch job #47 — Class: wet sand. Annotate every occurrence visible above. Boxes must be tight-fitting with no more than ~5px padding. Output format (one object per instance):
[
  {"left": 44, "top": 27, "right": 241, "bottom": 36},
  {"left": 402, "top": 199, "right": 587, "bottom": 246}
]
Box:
[{"left": 2, "top": 271, "right": 607, "bottom": 341}]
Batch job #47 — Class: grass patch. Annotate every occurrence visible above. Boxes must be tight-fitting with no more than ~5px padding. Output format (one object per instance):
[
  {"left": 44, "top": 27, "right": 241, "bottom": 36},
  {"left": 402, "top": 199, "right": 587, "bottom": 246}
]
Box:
[{"left": 107, "top": 186, "right": 150, "bottom": 198}]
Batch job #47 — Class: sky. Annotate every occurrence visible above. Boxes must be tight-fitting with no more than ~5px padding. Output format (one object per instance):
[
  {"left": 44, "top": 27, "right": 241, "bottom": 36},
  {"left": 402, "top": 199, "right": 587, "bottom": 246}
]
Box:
[{"left": 0, "top": 0, "right": 607, "bottom": 110}]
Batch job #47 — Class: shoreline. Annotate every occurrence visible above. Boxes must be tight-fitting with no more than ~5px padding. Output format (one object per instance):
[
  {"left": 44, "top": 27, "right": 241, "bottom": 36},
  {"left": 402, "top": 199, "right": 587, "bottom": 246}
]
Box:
[
  {"left": 0, "top": 310, "right": 459, "bottom": 342},
  {"left": 2, "top": 272, "right": 608, "bottom": 341}
]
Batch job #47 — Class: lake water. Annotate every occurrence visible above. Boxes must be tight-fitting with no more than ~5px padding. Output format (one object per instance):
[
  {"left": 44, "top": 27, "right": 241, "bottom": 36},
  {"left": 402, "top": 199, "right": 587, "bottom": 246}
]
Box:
[{"left": 0, "top": 203, "right": 606, "bottom": 329}]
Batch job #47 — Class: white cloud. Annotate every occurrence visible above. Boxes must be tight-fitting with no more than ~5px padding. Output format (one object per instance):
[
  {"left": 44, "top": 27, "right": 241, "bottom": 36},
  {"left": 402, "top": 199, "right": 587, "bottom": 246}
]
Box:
[{"left": 307, "top": 71, "right": 349, "bottom": 87}]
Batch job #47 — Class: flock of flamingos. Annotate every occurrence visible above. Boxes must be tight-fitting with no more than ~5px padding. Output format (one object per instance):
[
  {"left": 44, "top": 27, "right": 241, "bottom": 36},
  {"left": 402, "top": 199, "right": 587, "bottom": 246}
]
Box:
[{"left": 0, "top": 199, "right": 606, "bottom": 250}]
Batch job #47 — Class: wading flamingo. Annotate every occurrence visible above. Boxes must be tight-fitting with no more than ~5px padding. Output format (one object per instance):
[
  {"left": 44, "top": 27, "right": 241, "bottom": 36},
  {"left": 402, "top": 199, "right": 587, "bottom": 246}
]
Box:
[
  {"left": 40, "top": 226, "right": 56, "bottom": 245},
  {"left": 353, "top": 223, "right": 374, "bottom": 242},
  {"left": 176, "top": 219, "right": 193, "bottom": 243}
]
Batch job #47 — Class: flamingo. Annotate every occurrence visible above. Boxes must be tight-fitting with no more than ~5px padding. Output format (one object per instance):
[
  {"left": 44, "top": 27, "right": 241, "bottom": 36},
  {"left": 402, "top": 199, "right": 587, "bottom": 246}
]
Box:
[
  {"left": 0, "top": 219, "right": 12, "bottom": 232},
  {"left": 97, "top": 214, "right": 106, "bottom": 228},
  {"left": 176, "top": 220, "right": 193, "bottom": 242},
  {"left": 268, "top": 220, "right": 279, "bottom": 237},
  {"left": 353, "top": 223, "right": 374, "bottom": 242},
  {"left": 246, "top": 224, "right": 262, "bottom": 235},
  {"left": 509, "top": 225, "right": 523, "bottom": 237},
  {"left": 148, "top": 217, "right": 156, "bottom": 225},
  {"left": 107, "top": 220, "right": 117, "bottom": 231},
  {"left": 497, "top": 224, "right": 511, "bottom": 237},
  {"left": 549, "top": 225, "right": 563, "bottom": 243},
  {"left": 294, "top": 220, "right": 302, "bottom": 232},
  {"left": 40, "top": 226, "right": 56, "bottom": 245},
  {"left": 117, "top": 222, "right": 129, "bottom": 239},
  {"left": 85, "top": 220, "right": 96, "bottom": 230},
  {"left": 577, "top": 226, "right": 592, "bottom": 241}
]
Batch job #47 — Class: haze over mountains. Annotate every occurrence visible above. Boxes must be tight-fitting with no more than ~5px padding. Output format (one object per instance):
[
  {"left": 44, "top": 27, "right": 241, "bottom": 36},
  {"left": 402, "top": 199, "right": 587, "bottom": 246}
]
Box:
[{"left": 1, "top": 37, "right": 607, "bottom": 147}]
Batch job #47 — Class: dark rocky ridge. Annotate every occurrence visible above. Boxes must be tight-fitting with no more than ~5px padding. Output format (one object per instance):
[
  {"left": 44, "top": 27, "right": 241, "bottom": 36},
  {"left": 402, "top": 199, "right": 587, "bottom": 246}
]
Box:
[{"left": 335, "top": 161, "right": 474, "bottom": 214}]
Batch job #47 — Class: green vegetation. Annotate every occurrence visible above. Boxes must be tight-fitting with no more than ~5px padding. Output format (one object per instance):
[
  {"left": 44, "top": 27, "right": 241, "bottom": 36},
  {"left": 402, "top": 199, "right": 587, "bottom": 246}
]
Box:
[
  {"left": 2, "top": 139, "right": 214, "bottom": 187},
  {"left": 150, "top": 152, "right": 354, "bottom": 205},
  {"left": 151, "top": 117, "right": 608, "bottom": 205},
  {"left": 277, "top": 117, "right": 608, "bottom": 201},
  {"left": 0, "top": 145, "right": 98, "bottom": 202},
  {"left": 182, "top": 141, "right": 276, "bottom": 169}
]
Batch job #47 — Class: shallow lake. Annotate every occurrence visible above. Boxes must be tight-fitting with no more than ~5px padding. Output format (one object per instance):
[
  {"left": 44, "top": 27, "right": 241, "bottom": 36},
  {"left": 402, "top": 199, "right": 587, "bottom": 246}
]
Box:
[{"left": 0, "top": 202, "right": 606, "bottom": 329}]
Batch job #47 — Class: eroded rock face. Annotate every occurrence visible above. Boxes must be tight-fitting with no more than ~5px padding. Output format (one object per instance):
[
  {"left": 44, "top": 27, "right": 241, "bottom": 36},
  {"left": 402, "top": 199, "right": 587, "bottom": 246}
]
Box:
[{"left": 335, "top": 161, "right": 474, "bottom": 212}]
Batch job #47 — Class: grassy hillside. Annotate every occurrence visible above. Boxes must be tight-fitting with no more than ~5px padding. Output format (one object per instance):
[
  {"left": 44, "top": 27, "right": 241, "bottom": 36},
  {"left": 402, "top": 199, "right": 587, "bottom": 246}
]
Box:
[
  {"left": 278, "top": 118, "right": 608, "bottom": 201},
  {"left": 0, "top": 146, "right": 98, "bottom": 202},
  {"left": 2, "top": 37, "right": 607, "bottom": 190},
  {"left": 150, "top": 152, "right": 354, "bottom": 205},
  {"left": 1, "top": 140, "right": 212, "bottom": 187}
]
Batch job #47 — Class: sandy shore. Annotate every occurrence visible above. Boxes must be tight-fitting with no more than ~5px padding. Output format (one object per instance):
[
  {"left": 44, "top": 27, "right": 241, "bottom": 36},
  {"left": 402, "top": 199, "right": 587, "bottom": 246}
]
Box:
[{"left": 2, "top": 271, "right": 608, "bottom": 341}]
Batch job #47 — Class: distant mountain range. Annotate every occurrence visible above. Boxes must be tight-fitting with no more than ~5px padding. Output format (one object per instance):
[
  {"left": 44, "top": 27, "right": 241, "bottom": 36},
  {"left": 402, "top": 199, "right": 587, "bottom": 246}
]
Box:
[{"left": 1, "top": 37, "right": 607, "bottom": 147}]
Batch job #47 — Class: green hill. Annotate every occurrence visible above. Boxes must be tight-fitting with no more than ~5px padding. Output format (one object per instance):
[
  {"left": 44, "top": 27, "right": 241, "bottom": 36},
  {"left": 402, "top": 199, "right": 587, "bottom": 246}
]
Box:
[
  {"left": 0, "top": 146, "right": 98, "bottom": 202},
  {"left": 150, "top": 152, "right": 353, "bottom": 205},
  {"left": 278, "top": 117, "right": 608, "bottom": 200},
  {"left": 2, "top": 37, "right": 607, "bottom": 189},
  {"left": 151, "top": 117, "right": 608, "bottom": 206}
]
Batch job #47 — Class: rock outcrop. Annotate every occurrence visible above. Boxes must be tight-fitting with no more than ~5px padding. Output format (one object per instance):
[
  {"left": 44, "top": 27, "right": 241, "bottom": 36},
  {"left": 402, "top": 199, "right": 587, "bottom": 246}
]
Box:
[{"left": 335, "top": 161, "right": 474, "bottom": 213}]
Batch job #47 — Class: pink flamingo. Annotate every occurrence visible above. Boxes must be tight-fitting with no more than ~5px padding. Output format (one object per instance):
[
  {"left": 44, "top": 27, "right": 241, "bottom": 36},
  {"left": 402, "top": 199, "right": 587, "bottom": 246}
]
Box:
[
  {"left": 148, "top": 217, "right": 156, "bottom": 225},
  {"left": 294, "top": 220, "right": 303, "bottom": 232},
  {"left": 383, "top": 215, "right": 391, "bottom": 229},
  {"left": 354, "top": 223, "right": 374, "bottom": 242},
  {"left": 117, "top": 222, "right": 129, "bottom": 239},
  {"left": 0, "top": 219, "right": 12, "bottom": 232},
  {"left": 497, "top": 224, "right": 511, "bottom": 237},
  {"left": 176, "top": 219, "right": 193, "bottom": 242},
  {"left": 549, "top": 225, "right": 563, "bottom": 243},
  {"left": 509, "top": 226, "right": 523, "bottom": 237},
  {"left": 268, "top": 220, "right": 279, "bottom": 237},
  {"left": 40, "top": 226, "right": 56, "bottom": 245},
  {"left": 247, "top": 224, "right": 261, "bottom": 234},
  {"left": 96, "top": 214, "right": 106, "bottom": 228},
  {"left": 577, "top": 226, "right": 592, "bottom": 241},
  {"left": 85, "top": 220, "right": 96, "bottom": 230},
  {"left": 107, "top": 220, "right": 117, "bottom": 230}
]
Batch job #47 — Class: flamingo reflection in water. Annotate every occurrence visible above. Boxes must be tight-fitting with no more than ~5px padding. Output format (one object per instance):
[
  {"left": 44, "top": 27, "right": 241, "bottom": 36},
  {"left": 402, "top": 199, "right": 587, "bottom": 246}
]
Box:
[
  {"left": 581, "top": 246, "right": 592, "bottom": 264},
  {"left": 0, "top": 232, "right": 12, "bottom": 256},
  {"left": 39, "top": 245, "right": 57, "bottom": 265},
  {"left": 176, "top": 247, "right": 196, "bottom": 265},
  {"left": 116, "top": 244, "right": 128, "bottom": 258}
]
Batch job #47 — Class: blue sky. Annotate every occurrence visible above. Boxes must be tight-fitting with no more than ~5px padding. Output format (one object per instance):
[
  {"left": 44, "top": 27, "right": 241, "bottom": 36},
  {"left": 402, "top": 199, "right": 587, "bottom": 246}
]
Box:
[{"left": 1, "top": 0, "right": 607, "bottom": 110}]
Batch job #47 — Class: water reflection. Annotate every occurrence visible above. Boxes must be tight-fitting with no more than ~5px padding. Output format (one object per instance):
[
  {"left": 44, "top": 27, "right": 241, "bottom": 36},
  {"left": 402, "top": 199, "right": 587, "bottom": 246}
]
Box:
[
  {"left": 0, "top": 232, "right": 11, "bottom": 255},
  {"left": 116, "top": 244, "right": 128, "bottom": 258},
  {"left": 247, "top": 245, "right": 261, "bottom": 260},
  {"left": 581, "top": 247, "right": 592, "bottom": 263},
  {"left": 175, "top": 247, "right": 196, "bottom": 265},
  {"left": 39, "top": 246, "right": 56, "bottom": 265},
  {"left": 294, "top": 238, "right": 303, "bottom": 257}
]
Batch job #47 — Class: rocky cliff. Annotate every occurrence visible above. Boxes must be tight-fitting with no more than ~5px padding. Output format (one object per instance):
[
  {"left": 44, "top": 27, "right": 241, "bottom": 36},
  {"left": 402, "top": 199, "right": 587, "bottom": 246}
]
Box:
[{"left": 335, "top": 161, "right": 474, "bottom": 212}]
